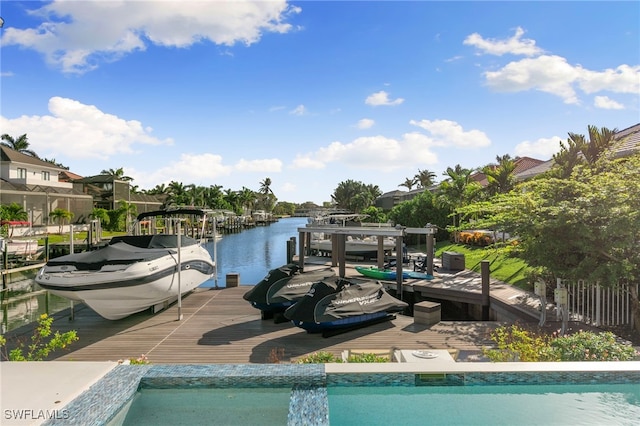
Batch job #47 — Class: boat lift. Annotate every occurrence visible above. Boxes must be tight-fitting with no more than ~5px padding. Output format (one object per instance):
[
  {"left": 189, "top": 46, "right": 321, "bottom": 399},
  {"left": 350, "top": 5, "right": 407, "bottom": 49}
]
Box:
[{"left": 297, "top": 223, "right": 437, "bottom": 301}]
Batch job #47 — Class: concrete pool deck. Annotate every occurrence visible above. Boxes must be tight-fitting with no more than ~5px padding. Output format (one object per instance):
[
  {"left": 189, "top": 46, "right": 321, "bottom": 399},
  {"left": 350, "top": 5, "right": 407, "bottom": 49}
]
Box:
[{"left": 0, "top": 361, "right": 118, "bottom": 425}]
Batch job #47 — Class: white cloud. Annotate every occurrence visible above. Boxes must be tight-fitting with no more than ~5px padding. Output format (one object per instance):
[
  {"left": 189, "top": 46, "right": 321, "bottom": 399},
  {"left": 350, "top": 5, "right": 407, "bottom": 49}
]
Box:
[
  {"left": 409, "top": 119, "right": 491, "bottom": 148},
  {"left": 0, "top": 0, "right": 300, "bottom": 73},
  {"left": 290, "top": 105, "right": 307, "bottom": 116},
  {"left": 356, "top": 118, "right": 375, "bottom": 129},
  {"left": 290, "top": 133, "right": 437, "bottom": 172},
  {"left": 514, "top": 136, "right": 562, "bottom": 159},
  {"left": 484, "top": 55, "right": 581, "bottom": 104},
  {"left": 234, "top": 158, "right": 282, "bottom": 172},
  {"left": 130, "top": 153, "right": 231, "bottom": 189},
  {"left": 0, "top": 96, "right": 172, "bottom": 160},
  {"left": 464, "top": 27, "right": 543, "bottom": 57},
  {"left": 291, "top": 154, "right": 326, "bottom": 170},
  {"left": 594, "top": 96, "right": 624, "bottom": 110},
  {"left": 280, "top": 182, "right": 296, "bottom": 193},
  {"left": 579, "top": 65, "right": 640, "bottom": 94},
  {"left": 365, "top": 91, "right": 404, "bottom": 106}
]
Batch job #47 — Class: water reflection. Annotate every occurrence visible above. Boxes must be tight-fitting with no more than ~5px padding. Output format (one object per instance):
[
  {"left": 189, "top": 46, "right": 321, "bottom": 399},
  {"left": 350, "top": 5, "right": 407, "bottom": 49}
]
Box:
[{"left": 1, "top": 270, "right": 71, "bottom": 333}]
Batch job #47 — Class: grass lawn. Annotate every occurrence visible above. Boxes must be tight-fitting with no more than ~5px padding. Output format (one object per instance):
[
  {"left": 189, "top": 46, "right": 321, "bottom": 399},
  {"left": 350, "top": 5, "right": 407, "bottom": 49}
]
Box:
[
  {"left": 432, "top": 241, "right": 532, "bottom": 290},
  {"left": 38, "top": 231, "right": 126, "bottom": 245}
]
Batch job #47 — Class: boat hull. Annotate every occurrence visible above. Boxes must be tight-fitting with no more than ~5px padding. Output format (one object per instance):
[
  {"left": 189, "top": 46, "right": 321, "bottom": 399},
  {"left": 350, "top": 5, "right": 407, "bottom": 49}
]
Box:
[
  {"left": 35, "top": 244, "right": 215, "bottom": 320},
  {"left": 292, "top": 312, "right": 391, "bottom": 333},
  {"left": 355, "top": 266, "right": 409, "bottom": 280}
]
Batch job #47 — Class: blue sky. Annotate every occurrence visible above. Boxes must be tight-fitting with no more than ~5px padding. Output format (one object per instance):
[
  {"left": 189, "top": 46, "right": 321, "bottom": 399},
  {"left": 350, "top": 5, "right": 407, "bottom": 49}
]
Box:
[{"left": 1, "top": 1, "right": 638, "bottom": 205}]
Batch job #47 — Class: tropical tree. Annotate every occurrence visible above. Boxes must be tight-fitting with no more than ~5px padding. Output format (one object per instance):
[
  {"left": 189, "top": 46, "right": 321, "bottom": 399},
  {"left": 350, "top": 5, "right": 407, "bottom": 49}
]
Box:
[
  {"left": 436, "top": 165, "right": 482, "bottom": 239},
  {"left": 0, "top": 202, "right": 28, "bottom": 222},
  {"left": 458, "top": 153, "right": 640, "bottom": 329},
  {"left": 237, "top": 187, "right": 257, "bottom": 214},
  {"left": 1, "top": 133, "right": 38, "bottom": 157},
  {"left": 550, "top": 125, "right": 618, "bottom": 178},
  {"left": 482, "top": 154, "right": 517, "bottom": 196},
  {"left": 100, "top": 167, "right": 133, "bottom": 181},
  {"left": 259, "top": 177, "right": 273, "bottom": 196},
  {"left": 166, "top": 181, "right": 187, "bottom": 207},
  {"left": 49, "top": 208, "right": 74, "bottom": 234},
  {"left": 415, "top": 169, "right": 437, "bottom": 188},
  {"left": 331, "top": 180, "right": 381, "bottom": 213},
  {"left": 89, "top": 208, "right": 110, "bottom": 227},
  {"left": 399, "top": 177, "right": 417, "bottom": 191}
]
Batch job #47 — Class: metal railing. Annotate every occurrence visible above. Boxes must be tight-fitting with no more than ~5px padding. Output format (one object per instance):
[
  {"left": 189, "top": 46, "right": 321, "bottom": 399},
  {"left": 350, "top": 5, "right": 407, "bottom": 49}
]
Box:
[{"left": 558, "top": 278, "right": 635, "bottom": 326}]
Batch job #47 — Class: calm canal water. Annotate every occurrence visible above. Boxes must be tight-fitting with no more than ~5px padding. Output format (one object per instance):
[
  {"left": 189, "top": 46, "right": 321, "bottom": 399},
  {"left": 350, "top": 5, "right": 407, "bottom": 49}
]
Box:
[
  {"left": 1, "top": 217, "right": 308, "bottom": 333},
  {"left": 201, "top": 216, "right": 308, "bottom": 287}
]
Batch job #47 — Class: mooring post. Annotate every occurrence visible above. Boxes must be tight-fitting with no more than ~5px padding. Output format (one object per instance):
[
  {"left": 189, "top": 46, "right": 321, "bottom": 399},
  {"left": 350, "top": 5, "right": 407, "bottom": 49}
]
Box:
[{"left": 481, "top": 260, "right": 490, "bottom": 320}]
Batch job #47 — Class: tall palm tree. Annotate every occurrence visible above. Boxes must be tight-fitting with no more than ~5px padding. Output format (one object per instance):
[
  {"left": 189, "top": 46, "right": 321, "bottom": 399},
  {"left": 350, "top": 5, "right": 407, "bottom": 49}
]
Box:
[
  {"left": 414, "top": 169, "right": 437, "bottom": 188},
  {"left": 259, "top": 177, "right": 273, "bottom": 195},
  {"left": 1, "top": 133, "right": 38, "bottom": 157}
]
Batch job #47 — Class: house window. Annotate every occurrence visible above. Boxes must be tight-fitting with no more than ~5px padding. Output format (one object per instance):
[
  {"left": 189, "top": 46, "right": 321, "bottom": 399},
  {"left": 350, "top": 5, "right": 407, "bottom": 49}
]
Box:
[
  {"left": 18, "top": 168, "right": 27, "bottom": 179},
  {"left": 42, "top": 171, "right": 51, "bottom": 181}
]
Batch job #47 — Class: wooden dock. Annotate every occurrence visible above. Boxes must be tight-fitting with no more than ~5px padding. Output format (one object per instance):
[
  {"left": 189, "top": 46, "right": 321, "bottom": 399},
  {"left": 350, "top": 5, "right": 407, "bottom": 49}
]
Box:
[{"left": 5, "top": 286, "right": 498, "bottom": 364}]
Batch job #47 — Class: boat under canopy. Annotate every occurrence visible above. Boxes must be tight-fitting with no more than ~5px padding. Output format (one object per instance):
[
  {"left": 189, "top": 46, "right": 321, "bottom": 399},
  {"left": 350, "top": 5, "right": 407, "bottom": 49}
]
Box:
[{"left": 283, "top": 277, "right": 408, "bottom": 334}]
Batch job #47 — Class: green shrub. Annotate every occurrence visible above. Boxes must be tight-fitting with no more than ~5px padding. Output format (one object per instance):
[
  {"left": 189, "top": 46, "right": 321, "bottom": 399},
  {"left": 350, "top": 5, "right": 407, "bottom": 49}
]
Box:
[
  {"left": 550, "top": 331, "right": 637, "bottom": 361},
  {"left": 484, "top": 325, "right": 554, "bottom": 362},
  {"left": 484, "top": 325, "right": 637, "bottom": 362},
  {"left": 0, "top": 314, "right": 79, "bottom": 361},
  {"left": 346, "top": 353, "right": 390, "bottom": 363},
  {"left": 296, "top": 351, "right": 342, "bottom": 363}
]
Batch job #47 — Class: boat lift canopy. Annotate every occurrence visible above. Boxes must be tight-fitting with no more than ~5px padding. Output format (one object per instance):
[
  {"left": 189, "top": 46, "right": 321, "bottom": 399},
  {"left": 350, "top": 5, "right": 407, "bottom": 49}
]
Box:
[{"left": 297, "top": 224, "right": 436, "bottom": 299}]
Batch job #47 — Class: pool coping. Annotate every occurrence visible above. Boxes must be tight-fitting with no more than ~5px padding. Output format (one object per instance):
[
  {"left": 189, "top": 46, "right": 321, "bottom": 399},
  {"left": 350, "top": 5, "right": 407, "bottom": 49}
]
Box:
[{"left": 2, "top": 360, "right": 639, "bottom": 425}]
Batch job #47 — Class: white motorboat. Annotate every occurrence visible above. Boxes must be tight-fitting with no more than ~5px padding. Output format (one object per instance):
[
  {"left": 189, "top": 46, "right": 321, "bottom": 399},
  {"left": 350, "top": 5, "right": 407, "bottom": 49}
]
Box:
[{"left": 35, "top": 208, "right": 216, "bottom": 320}]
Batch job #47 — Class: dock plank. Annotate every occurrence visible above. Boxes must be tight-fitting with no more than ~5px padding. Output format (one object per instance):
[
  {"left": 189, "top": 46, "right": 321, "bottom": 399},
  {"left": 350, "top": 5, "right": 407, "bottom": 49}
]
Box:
[{"left": 11, "top": 287, "right": 497, "bottom": 364}]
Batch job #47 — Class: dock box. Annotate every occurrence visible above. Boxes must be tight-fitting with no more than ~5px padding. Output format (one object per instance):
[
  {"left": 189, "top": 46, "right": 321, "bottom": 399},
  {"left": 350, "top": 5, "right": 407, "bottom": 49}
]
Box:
[
  {"left": 442, "top": 251, "right": 465, "bottom": 271},
  {"left": 413, "top": 301, "right": 441, "bottom": 326},
  {"left": 226, "top": 273, "right": 240, "bottom": 288}
]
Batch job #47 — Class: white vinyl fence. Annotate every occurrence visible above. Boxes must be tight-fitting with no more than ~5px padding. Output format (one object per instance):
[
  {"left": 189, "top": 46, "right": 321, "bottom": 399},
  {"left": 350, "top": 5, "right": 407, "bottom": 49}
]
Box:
[{"left": 557, "top": 278, "right": 636, "bottom": 326}]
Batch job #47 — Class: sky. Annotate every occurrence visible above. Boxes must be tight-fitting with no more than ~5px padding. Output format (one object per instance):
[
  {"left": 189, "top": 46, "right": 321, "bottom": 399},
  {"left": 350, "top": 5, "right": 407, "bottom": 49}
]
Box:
[{"left": 1, "top": 1, "right": 639, "bottom": 205}]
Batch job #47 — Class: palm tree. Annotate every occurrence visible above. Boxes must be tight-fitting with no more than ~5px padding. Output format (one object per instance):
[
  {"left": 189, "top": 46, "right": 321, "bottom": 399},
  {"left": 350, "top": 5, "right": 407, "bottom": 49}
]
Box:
[
  {"left": 437, "top": 165, "right": 481, "bottom": 241},
  {"left": 582, "top": 125, "right": 617, "bottom": 164},
  {"left": 259, "top": 177, "right": 273, "bottom": 195},
  {"left": 399, "top": 177, "right": 417, "bottom": 191},
  {"left": 100, "top": 167, "right": 133, "bottom": 181},
  {"left": 238, "top": 187, "right": 257, "bottom": 214},
  {"left": 414, "top": 169, "right": 437, "bottom": 188},
  {"left": 1, "top": 133, "right": 38, "bottom": 157},
  {"left": 89, "top": 208, "right": 110, "bottom": 227},
  {"left": 0, "top": 202, "right": 28, "bottom": 222},
  {"left": 49, "top": 208, "right": 74, "bottom": 234},
  {"left": 482, "top": 154, "right": 516, "bottom": 196}
]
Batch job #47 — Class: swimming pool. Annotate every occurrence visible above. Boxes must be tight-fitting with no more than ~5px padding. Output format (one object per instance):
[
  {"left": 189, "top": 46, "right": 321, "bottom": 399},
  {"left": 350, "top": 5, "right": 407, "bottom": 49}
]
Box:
[
  {"left": 44, "top": 363, "right": 640, "bottom": 426},
  {"left": 328, "top": 384, "right": 640, "bottom": 425}
]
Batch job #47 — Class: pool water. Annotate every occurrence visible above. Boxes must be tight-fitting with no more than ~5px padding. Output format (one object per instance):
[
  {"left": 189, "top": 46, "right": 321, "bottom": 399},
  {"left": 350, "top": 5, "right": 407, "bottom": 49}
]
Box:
[
  {"left": 328, "top": 383, "right": 640, "bottom": 426},
  {"left": 119, "top": 387, "right": 291, "bottom": 425}
]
